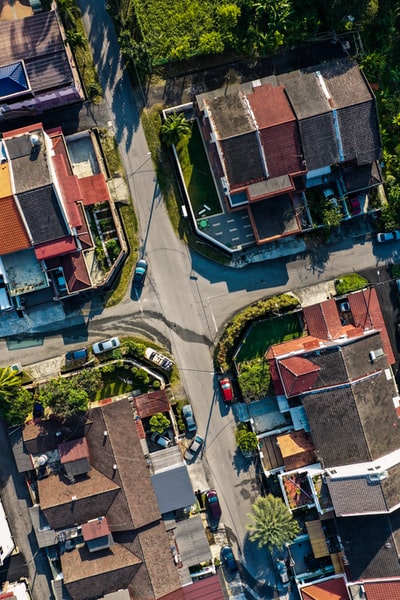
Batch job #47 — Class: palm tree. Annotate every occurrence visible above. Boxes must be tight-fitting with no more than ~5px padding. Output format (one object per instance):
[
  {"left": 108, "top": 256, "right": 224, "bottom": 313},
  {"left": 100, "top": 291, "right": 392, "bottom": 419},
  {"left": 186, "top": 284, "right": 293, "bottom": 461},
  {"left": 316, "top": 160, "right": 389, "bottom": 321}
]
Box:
[
  {"left": 246, "top": 494, "right": 300, "bottom": 551},
  {"left": 160, "top": 113, "right": 191, "bottom": 147},
  {"left": 0, "top": 367, "right": 21, "bottom": 403}
]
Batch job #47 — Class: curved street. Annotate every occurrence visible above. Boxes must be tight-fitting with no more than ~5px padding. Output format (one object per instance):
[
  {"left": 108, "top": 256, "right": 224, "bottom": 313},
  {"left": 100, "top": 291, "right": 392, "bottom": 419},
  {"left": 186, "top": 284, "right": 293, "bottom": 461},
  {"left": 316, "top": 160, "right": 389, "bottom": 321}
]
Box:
[{"left": 1, "top": 2, "right": 400, "bottom": 598}]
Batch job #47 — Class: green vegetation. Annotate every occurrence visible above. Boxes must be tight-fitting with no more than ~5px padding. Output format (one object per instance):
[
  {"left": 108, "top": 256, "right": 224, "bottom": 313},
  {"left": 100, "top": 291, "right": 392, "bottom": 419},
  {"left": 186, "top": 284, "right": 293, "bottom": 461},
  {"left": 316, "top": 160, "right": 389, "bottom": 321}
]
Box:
[
  {"left": 235, "top": 423, "right": 259, "bottom": 454},
  {"left": 149, "top": 412, "right": 171, "bottom": 434},
  {"left": 247, "top": 494, "right": 300, "bottom": 551},
  {"left": 235, "top": 313, "right": 303, "bottom": 363},
  {"left": 237, "top": 358, "right": 271, "bottom": 400},
  {"left": 0, "top": 367, "right": 33, "bottom": 425},
  {"left": 37, "top": 369, "right": 103, "bottom": 419},
  {"left": 335, "top": 274, "right": 369, "bottom": 295},
  {"left": 93, "top": 365, "right": 150, "bottom": 401},
  {"left": 177, "top": 122, "right": 221, "bottom": 216},
  {"left": 98, "top": 129, "right": 124, "bottom": 178},
  {"left": 160, "top": 113, "right": 191, "bottom": 147},
  {"left": 215, "top": 294, "right": 300, "bottom": 371}
]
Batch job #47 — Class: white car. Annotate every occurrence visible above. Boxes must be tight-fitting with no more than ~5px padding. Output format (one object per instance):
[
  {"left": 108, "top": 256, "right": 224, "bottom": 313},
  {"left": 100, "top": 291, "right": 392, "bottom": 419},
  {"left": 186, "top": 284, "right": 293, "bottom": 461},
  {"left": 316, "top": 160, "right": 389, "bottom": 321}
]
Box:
[
  {"left": 376, "top": 230, "right": 400, "bottom": 243},
  {"left": 92, "top": 337, "right": 120, "bottom": 355},
  {"left": 182, "top": 404, "right": 197, "bottom": 432},
  {"left": 184, "top": 434, "right": 204, "bottom": 461}
]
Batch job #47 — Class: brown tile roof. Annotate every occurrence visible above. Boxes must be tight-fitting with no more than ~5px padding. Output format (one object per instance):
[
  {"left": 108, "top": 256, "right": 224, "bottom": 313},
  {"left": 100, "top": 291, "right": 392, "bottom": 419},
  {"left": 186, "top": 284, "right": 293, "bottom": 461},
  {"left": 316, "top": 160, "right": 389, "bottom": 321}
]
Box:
[
  {"left": 22, "top": 415, "right": 90, "bottom": 455},
  {"left": 300, "top": 576, "right": 350, "bottom": 600},
  {"left": 34, "top": 236, "right": 77, "bottom": 261},
  {"left": 61, "top": 543, "right": 142, "bottom": 600},
  {"left": 61, "top": 251, "right": 92, "bottom": 292},
  {"left": 259, "top": 434, "right": 284, "bottom": 472},
  {"left": 0, "top": 195, "right": 31, "bottom": 254},
  {"left": 58, "top": 437, "right": 89, "bottom": 464},
  {"left": 81, "top": 516, "right": 110, "bottom": 541},
  {"left": 277, "top": 430, "right": 317, "bottom": 471},
  {"left": 182, "top": 574, "right": 225, "bottom": 600},
  {"left": 134, "top": 390, "right": 170, "bottom": 419},
  {"left": 278, "top": 356, "right": 320, "bottom": 396},
  {"left": 87, "top": 400, "right": 161, "bottom": 531}
]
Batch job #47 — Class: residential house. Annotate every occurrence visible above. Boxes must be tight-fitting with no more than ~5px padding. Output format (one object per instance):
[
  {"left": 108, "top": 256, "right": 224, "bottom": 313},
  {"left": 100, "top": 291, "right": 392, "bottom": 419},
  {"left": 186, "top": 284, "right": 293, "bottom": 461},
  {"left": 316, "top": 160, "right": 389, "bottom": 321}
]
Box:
[
  {"left": 11, "top": 399, "right": 185, "bottom": 600},
  {"left": 195, "top": 58, "right": 381, "bottom": 244},
  {"left": 0, "top": 11, "right": 83, "bottom": 121},
  {"left": 260, "top": 289, "right": 400, "bottom": 591},
  {"left": 0, "top": 122, "right": 120, "bottom": 311}
]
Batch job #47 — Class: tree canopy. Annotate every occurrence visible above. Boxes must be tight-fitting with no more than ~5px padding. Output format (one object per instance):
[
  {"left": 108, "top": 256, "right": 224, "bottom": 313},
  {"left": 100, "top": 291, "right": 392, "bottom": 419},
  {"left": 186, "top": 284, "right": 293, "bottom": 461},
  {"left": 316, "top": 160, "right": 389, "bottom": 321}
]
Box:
[
  {"left": 149, "top": 412, "right": 170, "bottom": 434},
  {"left": 160, "top": 113, "right": 191, "bottom": 147},
  {"left": 247, "top": 494, "right": 300, "bottom": 551}
]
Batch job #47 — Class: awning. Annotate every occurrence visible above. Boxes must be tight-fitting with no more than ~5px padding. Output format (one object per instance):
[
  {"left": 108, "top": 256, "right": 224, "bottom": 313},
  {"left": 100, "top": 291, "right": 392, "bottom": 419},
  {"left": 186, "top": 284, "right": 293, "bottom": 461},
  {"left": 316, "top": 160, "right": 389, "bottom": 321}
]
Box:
[{"left": 305, "top": 519, "right": 329, "bottom": 558}]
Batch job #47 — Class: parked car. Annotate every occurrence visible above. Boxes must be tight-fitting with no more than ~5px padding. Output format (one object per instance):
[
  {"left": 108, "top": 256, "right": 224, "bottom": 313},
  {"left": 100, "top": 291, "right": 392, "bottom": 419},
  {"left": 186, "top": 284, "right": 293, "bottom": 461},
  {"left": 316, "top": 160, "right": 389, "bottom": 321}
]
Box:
[
  {"left": 184, "top": 434, "right": 204, "bottom": 461},
  {"left": 145, "top": 347, "right": 174, "bottom": 371},
  {"left": 92, "top": 337, "right": 120, "bottom": 355},
  {"left": 323, "top": 187, "right": 339, "bottom": 208},
  {"left": 182, "top": 404, "right": 197, "bottom": 432},
  {"left": 349, "top": 196, "right": 361, "bottom": 215},
  {"left": 66, "top": 347, "right": 88, "bottom": 362},
  {"left": 133, "top": 259, "right": 148, "bottom": 288},
  {"left": 219, "top": 377, "right": 233, "bottom": 402},
  {"left": 376, "top": 230, "right": 400, "bottom": 243},
  {"left": 206, "top": 489, "right": 221, "bottom": 519},
  {"left": 151, "top": 432, "right": 172, "bottom": 449},
  {"left": 221, "top": 545, "right": 237, "bottom": 572}
]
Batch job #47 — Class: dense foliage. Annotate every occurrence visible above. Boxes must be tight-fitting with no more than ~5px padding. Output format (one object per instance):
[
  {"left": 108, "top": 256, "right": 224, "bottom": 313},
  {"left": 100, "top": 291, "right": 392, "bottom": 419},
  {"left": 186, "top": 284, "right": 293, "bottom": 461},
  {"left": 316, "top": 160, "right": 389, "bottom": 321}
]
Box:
[
  {"left": 335, "top": 274, "right": 369, "bottom": 295},
  {"left": 237, "top": 358, "right": 271, "bottom": 400},
  {"left": 247, "top": 494, "right": 300, "bottom": 551},
  {"left": 235, "top": 424, "right": 259, "bottom": 453},
  {"left": 37, "top": 370, "right": 102, "bottom": 420},
  {"left": 0, "top": 368, "right": 33, "bottom": 425},
  {"left": 149, "top": 412, "right": 170, "bottom": 434}
]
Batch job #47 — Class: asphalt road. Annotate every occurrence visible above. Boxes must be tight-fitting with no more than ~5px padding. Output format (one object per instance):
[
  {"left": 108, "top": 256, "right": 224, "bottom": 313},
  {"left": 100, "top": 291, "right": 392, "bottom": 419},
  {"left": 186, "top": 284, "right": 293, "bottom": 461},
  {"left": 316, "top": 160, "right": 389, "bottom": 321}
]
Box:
[{"left": 2, "top": 3, "right": 400, "bottom": 598}]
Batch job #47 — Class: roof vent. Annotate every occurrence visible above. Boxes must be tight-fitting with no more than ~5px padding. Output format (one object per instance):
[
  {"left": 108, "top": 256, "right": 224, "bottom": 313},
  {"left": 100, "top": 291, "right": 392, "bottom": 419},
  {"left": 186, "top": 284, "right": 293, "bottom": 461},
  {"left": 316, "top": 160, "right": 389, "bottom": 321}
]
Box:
[
  {"left": 113, "top": 464, "right": 117, "bottom": 470},
  {"left": 72, "top": 495, "right": 77, "bottom": 501},
  {"left": 103, "top": 430, "right": 108, "bottom": 437},
  {"left": 369, "top": 348, "right": 384, "bottom": 362}
]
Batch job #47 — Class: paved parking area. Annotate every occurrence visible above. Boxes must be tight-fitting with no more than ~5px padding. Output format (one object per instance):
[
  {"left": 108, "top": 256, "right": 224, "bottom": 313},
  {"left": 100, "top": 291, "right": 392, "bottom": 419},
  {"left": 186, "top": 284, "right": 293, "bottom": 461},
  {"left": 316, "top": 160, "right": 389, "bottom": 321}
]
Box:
[{"left": 201, "top": 210, "right": 255, "bottom": 249}]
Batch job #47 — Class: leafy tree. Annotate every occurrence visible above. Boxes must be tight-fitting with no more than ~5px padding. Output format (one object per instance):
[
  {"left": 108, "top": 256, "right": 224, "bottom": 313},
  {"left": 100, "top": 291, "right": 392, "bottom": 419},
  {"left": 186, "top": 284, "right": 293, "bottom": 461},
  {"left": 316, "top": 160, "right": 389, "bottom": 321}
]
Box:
[
  {"left": 57, "top": 0, "right": 81, "bottom": 29},
  {"left": 73, "top": 369, "right": 103, "bottom": 398},
  {"left": 125, "top": 339, "right": 146, "bottom": 358},
  {"left": 247, "top": 494, "right": 300, "bottom": 551},
  {"left": 238, "top": 358, "right": 270, "bottom": 400},
  {"left": 160, "top": 113, "right": 191, "bottom": 147},
  {"left": 149, "top": 412, "right": 170, "bottom": 434},
  {"left": 65, "top": 30, "right": 86, "bottom": 50},
  {"left": 235, "top": 425, "right": 259, "bottom": 454},
  {"left": 131, "top": 367, "right": 150, "bottom": 386},
  {"left": 37, "top": 377, "right": 89, "bottom": 420},
  {"left": 1, "top": 387, "right": 33, "bottom": 425},
  {"left": 198, "top": 32, "right": 224, "bottom": 55},
  {"left": 322, "top": 203, "right": 342, "bottom": 229}
]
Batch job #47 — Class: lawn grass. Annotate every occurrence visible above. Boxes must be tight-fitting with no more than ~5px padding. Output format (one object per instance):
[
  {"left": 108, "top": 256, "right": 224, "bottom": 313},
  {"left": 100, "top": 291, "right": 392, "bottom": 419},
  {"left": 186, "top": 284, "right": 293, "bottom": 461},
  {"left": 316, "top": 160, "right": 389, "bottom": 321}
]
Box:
[
  {"left": 94, "top": 366, "right": 149, "bottom": 402},
  {"left": 235, "top": 314, "right": 304, "bottom": 363},
  {"left": 177, "top": 122, "right": 221, "bottom": 216}
]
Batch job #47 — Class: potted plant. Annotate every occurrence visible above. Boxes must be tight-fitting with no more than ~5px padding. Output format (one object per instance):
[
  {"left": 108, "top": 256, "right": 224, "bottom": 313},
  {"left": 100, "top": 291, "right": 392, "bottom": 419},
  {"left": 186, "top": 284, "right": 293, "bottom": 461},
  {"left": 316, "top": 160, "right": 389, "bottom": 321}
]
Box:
[{"left": 235, "top": 424, "right": 259, "bottom": 458}]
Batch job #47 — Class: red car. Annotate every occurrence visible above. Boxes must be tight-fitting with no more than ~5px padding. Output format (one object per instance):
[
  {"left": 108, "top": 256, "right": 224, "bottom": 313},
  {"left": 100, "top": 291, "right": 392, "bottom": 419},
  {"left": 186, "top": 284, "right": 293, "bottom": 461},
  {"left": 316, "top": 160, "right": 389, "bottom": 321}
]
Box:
[
  {"left": 349, "top": 196, "right": 361, "bottom": 215},
  {"left": 219, "top": 377, "right": 233, "bottom": 402},
  {"left": 206, "top": 489, "right": 221, "bottom": 519}
]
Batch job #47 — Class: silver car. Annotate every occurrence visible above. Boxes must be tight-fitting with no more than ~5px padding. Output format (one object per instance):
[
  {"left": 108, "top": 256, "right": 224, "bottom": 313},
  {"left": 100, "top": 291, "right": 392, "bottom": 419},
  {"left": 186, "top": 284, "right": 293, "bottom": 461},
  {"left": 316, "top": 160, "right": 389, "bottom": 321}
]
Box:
[
  {"left": 92, "top": 337, "right": 120, "bottom": 355},
  {"left": 182, "top": 404, "right": 197, "bottom": 432}
]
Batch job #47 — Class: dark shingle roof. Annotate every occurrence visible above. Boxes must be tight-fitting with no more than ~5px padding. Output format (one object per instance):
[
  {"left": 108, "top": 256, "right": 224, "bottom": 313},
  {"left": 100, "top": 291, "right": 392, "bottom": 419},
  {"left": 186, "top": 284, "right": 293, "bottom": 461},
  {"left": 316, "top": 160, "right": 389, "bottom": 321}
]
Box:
[
  {"left": 299, "top": 114, "right": 339, "bottom": 170},
  {"left": 327, "top": 476, "right": 388, "bottom": 516},
  {"left": 250, "top": 193, "right": 299, "bottom": 241},
  {"left": 204, "top": 92, "right": 255, "bottom": 139},
  {"left": 220, "top": 132, "right": 265, "bottom": 189},
  {"left": 341, "top": 161, "right": 382, "bottom": 193},
  {"left": 337, "top": 513, "right": 400, "bottom": 580},
  {"left": 320, "top": 59, "right": 373, "bottom": 108},
  {"left": 278, "top": 69, "right": 330, "bottom": 119},
  {"left": 0, "top": 12, "right": 73, "bottom": 94},
  {"left": 338, "top": 101, "right": 381, "bottom": 164},
  {"left": 18, "top": 184, "right": 68, "bottom": 244}
]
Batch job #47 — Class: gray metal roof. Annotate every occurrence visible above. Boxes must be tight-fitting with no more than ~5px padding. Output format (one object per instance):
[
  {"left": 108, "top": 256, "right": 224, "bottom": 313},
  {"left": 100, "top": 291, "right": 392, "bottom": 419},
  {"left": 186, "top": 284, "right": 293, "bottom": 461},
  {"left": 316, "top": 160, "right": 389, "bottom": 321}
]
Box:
[
  {"left": 151, "top": 464, "right": 195, "bottom": 514},
  {"left": 174, "top": 514, "right": 211, "bottom": 566}
]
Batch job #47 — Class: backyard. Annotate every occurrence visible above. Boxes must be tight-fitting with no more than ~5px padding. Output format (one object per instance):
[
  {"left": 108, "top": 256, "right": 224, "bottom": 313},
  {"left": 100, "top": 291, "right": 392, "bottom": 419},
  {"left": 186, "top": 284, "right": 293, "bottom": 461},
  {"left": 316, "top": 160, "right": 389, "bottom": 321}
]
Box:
[
  {"left": 235, "top": 313, "right": 304, "bottom": 364},
  {"left": 93, "top": 365, "right": 153, "bottom": 402},
  {"left": 177, "top": 121, "right": 221, "bottom": 217}
]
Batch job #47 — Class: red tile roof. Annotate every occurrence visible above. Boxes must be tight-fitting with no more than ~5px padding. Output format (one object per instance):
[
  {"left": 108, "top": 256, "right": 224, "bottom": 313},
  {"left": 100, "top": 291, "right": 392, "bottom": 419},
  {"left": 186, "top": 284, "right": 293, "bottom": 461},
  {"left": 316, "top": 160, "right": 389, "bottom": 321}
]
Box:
[
  {"left": 2, "top": 122, "right": 44, "bottom": 138},
  {"left": 349, "top": 288, "right": 395, "bottom": 364},
  {"left": 34, "top": 236, "right": 77, "bottom": 261},
  {"left": 52, "top": 153, "right": 83, "bottom": 228},
  {"left": 260, "top": 121, "right": 304, "bottom": 177},
  {"left": 62, "top": 251, "right": 91, "bottom": 291},
  {"left": 301, "top": 576, "right": 350, "bottom": 599},
  {"left": 364, "top": 580, "right": 400, "bottom": 600},
  {"left": 79, "top": 174, "right": 110, "bottom": 205},
  {"left": 81, "top": 516, "right": 110, "bottom": 541},
  {"left": 279, "top": 356, "right": 320, "bottom": 396},
  {"left": 248, "top": 83, "right": 295, "bottom": 128},
  {"left": 58, "top": 437, "right": 89, "bottom": 464},
  {"left": 0, "top": 195, "right": 31, "bottom": 254},
  {"left": 304, "top": 300, "right": 343, "bottom": 340},
  {"left": 182, "top": 574, "right": 225, "bottom": 599}
]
